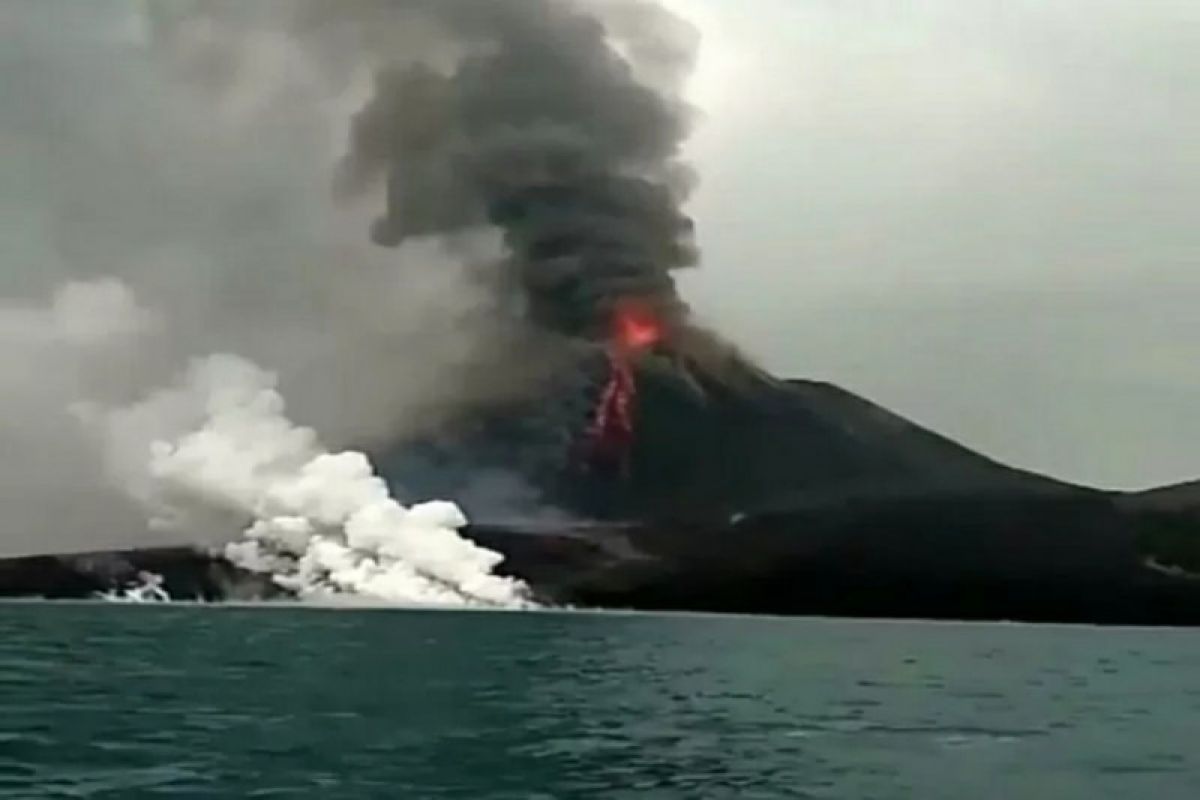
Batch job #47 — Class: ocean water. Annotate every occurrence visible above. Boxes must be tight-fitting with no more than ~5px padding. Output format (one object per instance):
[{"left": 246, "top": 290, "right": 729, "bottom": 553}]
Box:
[{"left": 1, "top": 605, "right": 1198, "bottom": 799}]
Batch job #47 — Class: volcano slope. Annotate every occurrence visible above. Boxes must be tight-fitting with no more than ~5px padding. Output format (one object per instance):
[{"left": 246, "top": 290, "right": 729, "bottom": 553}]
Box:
[
  {"left": 378, "top": 349, "right": 1070, "bottom": 520},
  {"left": 366, "top": 352, "right": 1200, "bottom": 624},
  {"left": 6, "top": 357, "right": 1200, "bottom": 623}
]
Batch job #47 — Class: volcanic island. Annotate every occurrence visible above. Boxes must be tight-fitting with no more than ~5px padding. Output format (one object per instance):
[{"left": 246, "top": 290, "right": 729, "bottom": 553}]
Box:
[
  {"left": 6, "top": 0, "right": 1200, "bottom": 624},
  {"left": 5, "top": 304, "right": 1200, "bottom": 625}
]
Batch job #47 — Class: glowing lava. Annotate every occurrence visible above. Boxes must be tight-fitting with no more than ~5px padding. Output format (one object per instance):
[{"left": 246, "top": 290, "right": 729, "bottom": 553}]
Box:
[
  {"left": 581, "top": 303, "right": 666, "bottom": 473},
  {"left": 612, "top": 303, "right": 664, "bottom": 353}
]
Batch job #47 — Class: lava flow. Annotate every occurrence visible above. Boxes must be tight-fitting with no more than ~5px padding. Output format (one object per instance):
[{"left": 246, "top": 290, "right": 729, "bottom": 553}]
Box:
[{"left": 580, "top": 303, "right": 665, "bottom": 472}]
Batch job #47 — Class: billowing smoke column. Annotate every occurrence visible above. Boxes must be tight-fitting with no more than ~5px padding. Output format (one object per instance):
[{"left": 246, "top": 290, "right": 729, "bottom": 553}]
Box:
[{"left": 335, "top": 0, "right": 700, "bottom": 340}]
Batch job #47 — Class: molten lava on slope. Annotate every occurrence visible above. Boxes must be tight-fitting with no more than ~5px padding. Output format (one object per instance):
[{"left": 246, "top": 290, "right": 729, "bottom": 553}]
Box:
[{"left": 579, "top": 302, "right": 667, "bottom": 474}]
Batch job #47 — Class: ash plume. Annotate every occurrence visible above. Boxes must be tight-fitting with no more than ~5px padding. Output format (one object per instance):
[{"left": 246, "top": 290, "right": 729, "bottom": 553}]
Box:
[{"left": 323, "top": 0, "right": 702, "bottom": 339}]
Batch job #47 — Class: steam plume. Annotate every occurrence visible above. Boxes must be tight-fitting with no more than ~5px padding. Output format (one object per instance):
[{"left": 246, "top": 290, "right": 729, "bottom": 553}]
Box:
[{"left": 87, "top": 353, "right": 532, "bottom": 607}]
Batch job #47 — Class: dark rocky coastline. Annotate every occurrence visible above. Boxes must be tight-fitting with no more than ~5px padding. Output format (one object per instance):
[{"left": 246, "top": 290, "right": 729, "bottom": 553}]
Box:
[{"left": 4, "top": 493, "right": 1200, "bottom": 624}]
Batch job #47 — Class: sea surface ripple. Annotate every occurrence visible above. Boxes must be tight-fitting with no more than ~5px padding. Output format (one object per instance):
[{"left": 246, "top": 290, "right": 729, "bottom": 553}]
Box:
[{"left": 2, "top": 605, "right": 1199, "bottom": 798}]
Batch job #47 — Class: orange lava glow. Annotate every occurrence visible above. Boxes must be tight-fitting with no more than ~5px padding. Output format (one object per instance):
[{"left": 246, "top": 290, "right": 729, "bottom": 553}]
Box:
[{"left": 612, "top": 303, "right": 663, "bottom": 352}]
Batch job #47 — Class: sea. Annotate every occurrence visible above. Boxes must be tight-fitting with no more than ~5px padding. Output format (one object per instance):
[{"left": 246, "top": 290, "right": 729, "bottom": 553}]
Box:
[{"left": 1, "top": 604, "right": 1198, "bottom": 799}]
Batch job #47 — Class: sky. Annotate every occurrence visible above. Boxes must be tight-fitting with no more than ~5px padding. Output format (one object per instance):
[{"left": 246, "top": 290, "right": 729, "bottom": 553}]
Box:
[{"left": 666, "top": 0, "right": 1199, "bottom": 489}]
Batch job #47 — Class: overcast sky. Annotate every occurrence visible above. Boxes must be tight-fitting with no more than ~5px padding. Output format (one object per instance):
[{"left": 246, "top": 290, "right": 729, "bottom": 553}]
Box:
[{"left": 663, "top": 0, "right": 1199, "bottom": 490}]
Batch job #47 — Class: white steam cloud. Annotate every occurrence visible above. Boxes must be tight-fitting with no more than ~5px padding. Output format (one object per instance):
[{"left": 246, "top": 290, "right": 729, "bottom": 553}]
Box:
[{"left": 84, "top": 352, "right": 532, "bottom": 607}]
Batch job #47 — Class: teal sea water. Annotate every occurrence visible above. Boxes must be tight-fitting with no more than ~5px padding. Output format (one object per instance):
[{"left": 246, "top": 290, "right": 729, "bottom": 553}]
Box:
[{"left": 1, "top": 605, "right": 1198, "bottom": 799}]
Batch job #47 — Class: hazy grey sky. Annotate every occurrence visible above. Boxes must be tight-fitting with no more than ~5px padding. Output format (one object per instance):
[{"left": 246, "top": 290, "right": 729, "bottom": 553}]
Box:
[{"left": 668, "top": 0, "right": 1198, "bottom": 489}]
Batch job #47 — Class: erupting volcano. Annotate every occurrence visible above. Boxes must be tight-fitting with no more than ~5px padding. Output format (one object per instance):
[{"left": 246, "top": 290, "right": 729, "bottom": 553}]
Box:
[{"left": 6, "top": 0, "right": 1200, "bottom": 626}]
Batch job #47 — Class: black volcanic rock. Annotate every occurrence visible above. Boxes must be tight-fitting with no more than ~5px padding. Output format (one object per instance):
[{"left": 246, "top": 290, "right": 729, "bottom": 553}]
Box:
[
  {"left": 376, "top": 352, "right": 1077, "bottom": 522},
  {"left": 1121, "top": 480, "right": 1200, "bottom": 516},
  {"left": 0, "top": 548, "right": 281, "bottom": 602},
  {"left": 594, "top": 365, "right": 1071, "bottom": 519},
  {"left": 469, "top": 495, "right": 1200, "bottom": 625},
  {"left": 6, "top": 500, "right": 1200, "bottom": 625}
]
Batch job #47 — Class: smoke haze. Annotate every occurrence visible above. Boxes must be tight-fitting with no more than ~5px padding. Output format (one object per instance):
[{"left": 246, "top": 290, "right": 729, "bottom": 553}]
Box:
[
  {"left": 3, "top": 0, "right": 697, "bottom": 555},
  {"left": 335, "top": 0, "right": 700, "bottom": 337}
]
